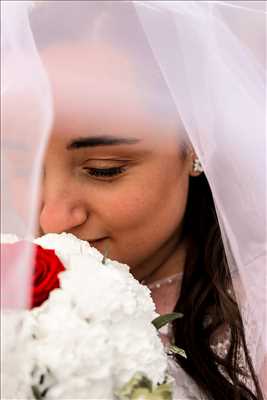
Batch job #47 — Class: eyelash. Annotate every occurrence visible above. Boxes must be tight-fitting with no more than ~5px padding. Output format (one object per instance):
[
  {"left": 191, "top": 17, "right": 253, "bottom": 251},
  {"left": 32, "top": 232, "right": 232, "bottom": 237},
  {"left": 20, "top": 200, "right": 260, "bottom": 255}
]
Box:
[{"left": 84, "top": 166, "right": 126, "bottom": 179}]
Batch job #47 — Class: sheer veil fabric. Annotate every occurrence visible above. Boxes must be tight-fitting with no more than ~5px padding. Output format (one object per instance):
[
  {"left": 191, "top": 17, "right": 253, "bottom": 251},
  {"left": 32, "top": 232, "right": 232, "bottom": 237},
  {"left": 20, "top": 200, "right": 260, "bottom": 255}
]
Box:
[{"left": 1, "top": 0, "right": 266, "bottom": 395}]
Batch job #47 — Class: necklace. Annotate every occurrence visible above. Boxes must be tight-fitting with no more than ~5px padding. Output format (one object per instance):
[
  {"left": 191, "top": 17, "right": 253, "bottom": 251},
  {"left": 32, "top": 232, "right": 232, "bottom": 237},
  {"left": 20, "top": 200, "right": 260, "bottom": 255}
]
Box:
[{"left": 141, "top": 271, "right": 183, "bottom": 290}]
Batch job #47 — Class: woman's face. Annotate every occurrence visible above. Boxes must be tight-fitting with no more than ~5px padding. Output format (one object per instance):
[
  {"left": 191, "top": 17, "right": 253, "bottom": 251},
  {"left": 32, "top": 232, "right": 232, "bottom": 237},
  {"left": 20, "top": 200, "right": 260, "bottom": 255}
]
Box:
[{"left": 39, "top": 44, "right": 193, "bottom": 280}]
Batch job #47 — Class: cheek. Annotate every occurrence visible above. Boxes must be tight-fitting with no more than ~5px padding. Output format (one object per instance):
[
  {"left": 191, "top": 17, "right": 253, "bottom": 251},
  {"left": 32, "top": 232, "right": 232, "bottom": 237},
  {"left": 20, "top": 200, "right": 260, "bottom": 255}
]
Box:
[{"left": 93, "top": 158, "right": 189, "bottom": 264}]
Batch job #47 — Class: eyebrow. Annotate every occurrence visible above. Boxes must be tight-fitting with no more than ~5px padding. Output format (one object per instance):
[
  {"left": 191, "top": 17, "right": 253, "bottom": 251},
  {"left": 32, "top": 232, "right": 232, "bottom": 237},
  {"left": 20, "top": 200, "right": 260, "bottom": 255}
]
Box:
[{"left": 67, "top": 135, "right": 141, "bottom": 150}]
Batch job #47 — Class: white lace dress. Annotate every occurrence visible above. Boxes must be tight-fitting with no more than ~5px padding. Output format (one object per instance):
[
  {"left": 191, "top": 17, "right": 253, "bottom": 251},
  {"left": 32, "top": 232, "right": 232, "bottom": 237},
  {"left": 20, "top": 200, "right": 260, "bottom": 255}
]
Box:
[
  {"left": 164, "top": 339, "right": 250, "bottom": 400},
  {"left": 167, "top": 357, "right": 206, "bottom": 400},
  {"left": 161, "top": 312, "right": 258, "bottom": 400}
]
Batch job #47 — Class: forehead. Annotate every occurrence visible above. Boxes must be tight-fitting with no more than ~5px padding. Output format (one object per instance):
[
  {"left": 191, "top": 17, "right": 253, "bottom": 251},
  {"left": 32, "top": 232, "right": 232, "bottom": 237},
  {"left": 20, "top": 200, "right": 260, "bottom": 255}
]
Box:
[{"left": 42, "top": 42, "right": 185, "bottom": 146}]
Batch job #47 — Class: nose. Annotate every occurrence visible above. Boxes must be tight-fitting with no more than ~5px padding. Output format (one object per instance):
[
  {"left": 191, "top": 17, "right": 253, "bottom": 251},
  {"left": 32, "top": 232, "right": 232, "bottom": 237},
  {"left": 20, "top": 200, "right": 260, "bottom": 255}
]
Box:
[{"left": 39, "top": 192, "right": 88, "bottom": 234}]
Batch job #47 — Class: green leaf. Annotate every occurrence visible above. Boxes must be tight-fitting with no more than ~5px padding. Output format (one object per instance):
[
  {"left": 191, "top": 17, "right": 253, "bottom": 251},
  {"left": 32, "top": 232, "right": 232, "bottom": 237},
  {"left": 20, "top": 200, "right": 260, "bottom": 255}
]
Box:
[
  {"left": 31, "top": 386, "right": 42, "bottom": 400},
  {"left": 152, "top": 312, "right": 183, "bottom": 330},
  {"left": 131, "top": 388, "right": 152, "bottom": 400},
  {"left": 153, "top": 383, "right": 172, "bottom": 400},
  {"left": 115, "top": 372, "right": 152, "bottom": 400},
  {"left": 168, "top": 345, "right": 187, "bottom": 359},
  {"left": 115, "top": 373, "right": 172, "bottom": 400}
]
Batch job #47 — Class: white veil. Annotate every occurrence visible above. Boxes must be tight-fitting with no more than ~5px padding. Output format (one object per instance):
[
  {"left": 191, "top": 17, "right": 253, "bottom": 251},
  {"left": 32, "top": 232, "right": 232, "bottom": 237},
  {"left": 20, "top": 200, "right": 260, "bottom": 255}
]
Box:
[
  {"left": 1, "top": 0, "right": 52, "bottom": 308},
  {"left": 133, "top": 0, "right": 266, "bottom": 388},
  {"left": 1, "top": 0, "right": 266, "bottom": 395}
]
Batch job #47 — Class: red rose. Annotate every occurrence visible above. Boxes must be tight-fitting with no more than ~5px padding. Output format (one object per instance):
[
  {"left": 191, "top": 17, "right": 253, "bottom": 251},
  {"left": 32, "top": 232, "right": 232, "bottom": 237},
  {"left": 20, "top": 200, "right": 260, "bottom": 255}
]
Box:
[
  {"left": 1, "top": 241, "right": 65, "bottom": 309},
  {"left": 32, "top": 245, "right": 65, "bottom": 308}
]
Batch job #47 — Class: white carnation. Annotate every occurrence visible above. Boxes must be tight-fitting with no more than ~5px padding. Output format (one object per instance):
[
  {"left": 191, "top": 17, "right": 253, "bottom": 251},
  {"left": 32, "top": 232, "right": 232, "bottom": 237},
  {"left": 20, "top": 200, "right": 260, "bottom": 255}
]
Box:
[
  {"left": 2, "top": 233, "right": 168, "bottom": 399},
  {"left": 34, "top": 232, "right": 103, "bottom": 267}
]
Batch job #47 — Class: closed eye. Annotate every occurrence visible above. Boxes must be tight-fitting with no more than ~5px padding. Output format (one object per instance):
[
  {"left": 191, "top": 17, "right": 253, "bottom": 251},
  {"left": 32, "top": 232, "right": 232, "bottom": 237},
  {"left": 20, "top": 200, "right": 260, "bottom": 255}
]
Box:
[{"left": 84, "top": 166, "right": 126, "bottom": 179}]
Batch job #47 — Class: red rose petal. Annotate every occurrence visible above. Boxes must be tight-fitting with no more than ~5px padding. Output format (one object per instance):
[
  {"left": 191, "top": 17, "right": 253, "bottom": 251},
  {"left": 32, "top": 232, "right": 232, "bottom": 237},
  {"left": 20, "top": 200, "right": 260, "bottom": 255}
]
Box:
[{"left": 31, "top": 245, "right": 65, "bottom": 308}]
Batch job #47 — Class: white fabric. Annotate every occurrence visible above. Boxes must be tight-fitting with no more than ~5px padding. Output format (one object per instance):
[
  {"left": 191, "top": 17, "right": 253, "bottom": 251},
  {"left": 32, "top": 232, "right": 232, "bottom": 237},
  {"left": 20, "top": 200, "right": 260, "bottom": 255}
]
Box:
[
  {"left": 1, "top": 0, "right": 266, "bottom": 395},
  {"left": 166, "top": 313, "right": 260, "bottom": 399},
  {"left": 132, "top": 7, "right": 266, "bottom": 385},
  {"left": 1, "top": 0, "right": 52, "bottom": 308},
  {"left": 168, "top": 358, "right": 205, "bottom": 400}
]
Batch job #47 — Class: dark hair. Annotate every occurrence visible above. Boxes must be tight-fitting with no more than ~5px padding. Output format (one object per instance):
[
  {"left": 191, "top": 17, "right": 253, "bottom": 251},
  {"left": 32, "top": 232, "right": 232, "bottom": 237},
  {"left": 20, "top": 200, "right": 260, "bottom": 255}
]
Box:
[{"left": 173, "top": 174, "right": 264, "bottom": 400}]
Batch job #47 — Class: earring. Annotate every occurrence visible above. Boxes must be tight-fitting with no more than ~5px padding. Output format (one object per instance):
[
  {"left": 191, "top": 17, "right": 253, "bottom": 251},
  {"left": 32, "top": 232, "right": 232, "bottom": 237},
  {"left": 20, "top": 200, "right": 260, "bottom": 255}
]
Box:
[{"left": 192, "top": 158, "right": 204, "bottom": 174}]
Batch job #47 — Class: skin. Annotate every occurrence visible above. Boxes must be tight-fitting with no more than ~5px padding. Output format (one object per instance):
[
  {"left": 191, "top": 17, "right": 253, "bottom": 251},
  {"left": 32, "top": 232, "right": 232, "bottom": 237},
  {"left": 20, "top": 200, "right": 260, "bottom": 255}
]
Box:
[{"left": 39, "top": 43, "right": 200, "bottom": 313}]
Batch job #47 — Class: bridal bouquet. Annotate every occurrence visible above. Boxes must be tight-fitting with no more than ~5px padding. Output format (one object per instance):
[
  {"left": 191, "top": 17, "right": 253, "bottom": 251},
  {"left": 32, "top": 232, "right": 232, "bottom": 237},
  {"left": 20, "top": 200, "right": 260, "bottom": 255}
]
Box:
[{"left": 1, "top": 233, "right": 173, "bottom": 400}]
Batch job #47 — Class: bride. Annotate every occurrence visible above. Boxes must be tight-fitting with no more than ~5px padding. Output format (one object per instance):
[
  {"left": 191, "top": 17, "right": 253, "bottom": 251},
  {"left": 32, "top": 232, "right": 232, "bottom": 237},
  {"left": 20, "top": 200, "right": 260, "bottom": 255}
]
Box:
[{"left": 2, "top": 1, "right": 266, "bottom": 399}]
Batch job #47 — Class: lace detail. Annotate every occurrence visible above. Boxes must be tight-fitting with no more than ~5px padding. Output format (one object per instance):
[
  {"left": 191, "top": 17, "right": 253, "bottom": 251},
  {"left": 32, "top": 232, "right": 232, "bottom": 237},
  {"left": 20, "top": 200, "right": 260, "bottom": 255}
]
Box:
[
  {"left": 167, "top": 357, "right": 207, "bottom": 400},
  {"left": 162, "top": 309, "right": 258, "bottom": 399},
  {"left": 241, "top": 301, "right": 264, "bottom": 374},
  {"left": 211, "top": 330, "right": 255, "bottom": 392},
  {"left": 211, "top": 313, "right": 257, "bottom": 393},
  {"left": 165, "top": 335, "right": 255, "bottom": 400},
  {"left": 159, "top": 283, "right": 261, "bottom": 398}
]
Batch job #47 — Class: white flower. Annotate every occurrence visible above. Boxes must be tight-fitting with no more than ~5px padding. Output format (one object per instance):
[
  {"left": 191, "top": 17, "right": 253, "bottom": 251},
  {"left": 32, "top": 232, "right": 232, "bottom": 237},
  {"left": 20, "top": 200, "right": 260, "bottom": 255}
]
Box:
[
  {"left": 2, "top": 233, "right": 168, "bottom": 399},
  {"left": 1, "top": 311, "right": 36, "bottom": 399},
  {"left": 34, "top": 232, "right": 103, "bottom": 267}
]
